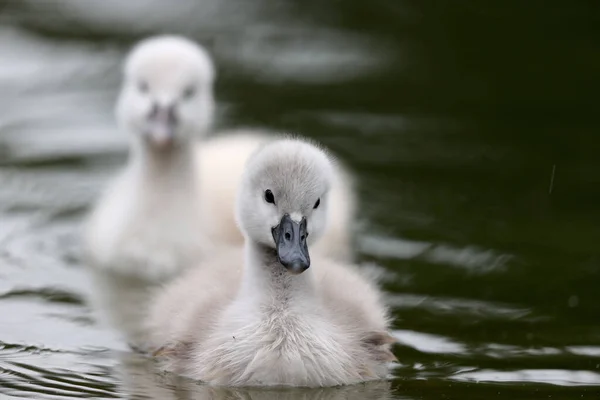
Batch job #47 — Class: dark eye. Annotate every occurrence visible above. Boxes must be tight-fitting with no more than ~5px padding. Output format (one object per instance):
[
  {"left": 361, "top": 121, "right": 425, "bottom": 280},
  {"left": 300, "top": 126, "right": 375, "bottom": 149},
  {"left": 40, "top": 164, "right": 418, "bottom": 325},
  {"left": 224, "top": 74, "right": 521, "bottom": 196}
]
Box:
[
  {"left": 313, "top": 198, "right": 320, "bottom": 209},
  {"left": 138, "top": 80, "right": 149, "bottom": 94},
  {"left": 264, "top": 189, "right": 275, "bottom": 204},
  {"left": 182, "top": 85, "right": 196, "bottom": 100}
]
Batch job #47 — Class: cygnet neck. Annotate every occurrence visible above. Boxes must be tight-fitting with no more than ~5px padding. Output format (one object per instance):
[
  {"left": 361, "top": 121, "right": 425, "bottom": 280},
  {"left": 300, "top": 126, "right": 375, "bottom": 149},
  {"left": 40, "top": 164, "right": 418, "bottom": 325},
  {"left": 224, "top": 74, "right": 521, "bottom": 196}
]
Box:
[
  {"left": 129, "top": 135, "right": 197, "bottom": 184},
  {"left": 241, "top": 240, "right": 316, "bottom": 307}
]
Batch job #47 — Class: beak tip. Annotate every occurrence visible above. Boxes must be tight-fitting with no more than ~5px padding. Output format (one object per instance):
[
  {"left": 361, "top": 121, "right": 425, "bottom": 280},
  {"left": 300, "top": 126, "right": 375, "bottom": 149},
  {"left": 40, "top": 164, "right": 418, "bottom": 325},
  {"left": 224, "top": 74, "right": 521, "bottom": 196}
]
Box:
[
  {"left": 146, "top": 105, "right": 177, "bottom": 149},
  {"left": 285, "top": 261, "right": 310, "bottom": 275}
]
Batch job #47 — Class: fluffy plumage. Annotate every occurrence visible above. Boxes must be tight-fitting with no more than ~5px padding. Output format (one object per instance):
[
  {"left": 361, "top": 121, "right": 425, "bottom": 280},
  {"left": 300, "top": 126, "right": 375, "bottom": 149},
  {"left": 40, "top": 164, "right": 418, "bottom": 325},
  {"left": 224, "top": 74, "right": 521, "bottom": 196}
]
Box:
[
  {"left": 84, "top": 35, "right": 218, "bottom": 345},
  {"left": 146, "top": 139, "right": 395, "bottom": 387}
]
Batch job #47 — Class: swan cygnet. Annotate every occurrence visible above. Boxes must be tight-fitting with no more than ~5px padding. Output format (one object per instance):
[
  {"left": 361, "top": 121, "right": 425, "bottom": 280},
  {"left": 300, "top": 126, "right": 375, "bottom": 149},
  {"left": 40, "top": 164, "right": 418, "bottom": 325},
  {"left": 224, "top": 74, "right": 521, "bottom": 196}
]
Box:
[
  {"left": 83, "top": 35, "right": 218, "bottom": 345},
  {"left": 147, "top": 138, "right": 395, "bottom": 387},
  {"left": 197, "top": 130, "right": 357, "bottom": 263}
]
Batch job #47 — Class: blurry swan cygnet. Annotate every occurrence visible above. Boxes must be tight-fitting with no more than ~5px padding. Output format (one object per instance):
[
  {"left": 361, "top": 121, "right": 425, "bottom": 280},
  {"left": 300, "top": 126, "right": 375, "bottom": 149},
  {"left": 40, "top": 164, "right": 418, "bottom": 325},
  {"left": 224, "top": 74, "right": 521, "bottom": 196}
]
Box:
[
  {"left": 83, "top": 36, "right": 357, "bottom": 346},
  {"left": 146, "top": 139, "right": 395, "bottom": 387}
]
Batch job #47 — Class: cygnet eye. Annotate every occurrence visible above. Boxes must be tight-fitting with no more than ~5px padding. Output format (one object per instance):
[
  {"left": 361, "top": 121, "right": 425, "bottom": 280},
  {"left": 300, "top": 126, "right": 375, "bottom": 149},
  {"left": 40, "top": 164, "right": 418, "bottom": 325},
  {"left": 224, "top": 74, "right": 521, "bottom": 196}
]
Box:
[
  {"left": 264, "top": 189, "right": 275, "bottom": 204},
  {"left": 138, "top": 80, "right": 149, "bottom": 94},
  {"left": 313, "top": 198, "right": 321, "bottom": 209},
  {"left": 182, "top": 85, "right": 196, "bottom": 100}
]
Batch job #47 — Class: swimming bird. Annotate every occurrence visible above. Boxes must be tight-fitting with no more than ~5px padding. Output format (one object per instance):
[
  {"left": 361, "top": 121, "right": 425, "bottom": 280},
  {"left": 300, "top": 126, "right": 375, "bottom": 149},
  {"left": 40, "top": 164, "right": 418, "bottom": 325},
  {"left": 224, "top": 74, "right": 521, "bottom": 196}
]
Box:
[
  {"left": 84, "top": 35, "right": 218, "bottom": 346},
  {"left": 146, "top": 138, "right": 395, "bottom": 387}
]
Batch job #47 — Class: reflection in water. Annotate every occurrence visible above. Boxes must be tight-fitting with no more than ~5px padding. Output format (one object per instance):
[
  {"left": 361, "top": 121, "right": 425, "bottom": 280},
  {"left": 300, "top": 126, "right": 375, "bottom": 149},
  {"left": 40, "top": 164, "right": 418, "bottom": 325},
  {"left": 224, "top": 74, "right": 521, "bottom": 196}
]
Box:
[
  {"left": 361, "top": 234, "right": 512, "bottom": 274},
  {"left": 567, "top": 346, "right": 600, "bottom": 357},
  {"left": 451, "top": 369, "right": 600, "bottom": 387},
  {"left": 7, "top": 0, "right": 394, "bottom": 85},
  {"left": 119, "top": 354, "right": 393, "bottom": 400},
  {"left": 394, "top": 330, "right": 466, "bottom": 355},
  {"left": 0, "top": 356, "right": 118, "bottom": 399},
  {"left": 387, "top": 294, "right": 533, "bottom": 320}
]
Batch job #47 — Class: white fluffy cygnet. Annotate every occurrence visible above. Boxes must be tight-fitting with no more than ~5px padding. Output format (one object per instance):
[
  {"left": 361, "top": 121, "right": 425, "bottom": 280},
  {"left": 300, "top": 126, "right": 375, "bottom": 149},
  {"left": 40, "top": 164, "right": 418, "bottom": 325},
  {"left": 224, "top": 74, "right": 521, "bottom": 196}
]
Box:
[
  {"left": 146, "top": 139, "right": 395, "bottom": 387},
  {"left": 83, "top": 35, "right": 219, "bottom": 346},
  {"left": 83, "top": 36, "right": 357, "bottom": 347}
]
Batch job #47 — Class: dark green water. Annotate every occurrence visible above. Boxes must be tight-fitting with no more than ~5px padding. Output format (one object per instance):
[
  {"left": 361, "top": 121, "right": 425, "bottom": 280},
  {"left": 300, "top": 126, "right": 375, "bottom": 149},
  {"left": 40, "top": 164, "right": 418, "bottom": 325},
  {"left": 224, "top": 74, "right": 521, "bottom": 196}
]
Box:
[{"left": 0, "top": 1, "right": 599, "bottom": 399}]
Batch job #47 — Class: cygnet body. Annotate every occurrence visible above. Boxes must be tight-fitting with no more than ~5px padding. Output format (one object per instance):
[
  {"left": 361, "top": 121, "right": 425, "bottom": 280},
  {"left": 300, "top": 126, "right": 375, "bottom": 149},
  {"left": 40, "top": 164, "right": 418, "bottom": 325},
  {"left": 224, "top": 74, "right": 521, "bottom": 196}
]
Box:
[
  {"left": 147, "top": 139, "right": 394, "bottom": 387},
  {"left": 86, "top": 35, "right": 216, "bottom": 278}
]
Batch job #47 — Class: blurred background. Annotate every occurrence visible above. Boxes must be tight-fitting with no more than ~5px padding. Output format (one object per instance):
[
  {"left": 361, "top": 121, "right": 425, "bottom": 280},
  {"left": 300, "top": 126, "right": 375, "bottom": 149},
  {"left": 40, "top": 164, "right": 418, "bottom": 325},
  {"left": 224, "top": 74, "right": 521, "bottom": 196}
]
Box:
[{"left": 0, "top": 0, "right": 599, "bottom": 399}]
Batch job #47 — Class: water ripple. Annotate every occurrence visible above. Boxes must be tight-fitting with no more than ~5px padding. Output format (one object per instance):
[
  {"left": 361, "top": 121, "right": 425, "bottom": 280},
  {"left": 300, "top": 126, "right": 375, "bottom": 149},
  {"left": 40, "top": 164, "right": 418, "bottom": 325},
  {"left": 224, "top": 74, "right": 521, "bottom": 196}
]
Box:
[
  {"left": 450, "top": 369, "right": 600, "bottom": 386},
  {"left": 361, "top": 234, "right": 513, "bottom": 274}
]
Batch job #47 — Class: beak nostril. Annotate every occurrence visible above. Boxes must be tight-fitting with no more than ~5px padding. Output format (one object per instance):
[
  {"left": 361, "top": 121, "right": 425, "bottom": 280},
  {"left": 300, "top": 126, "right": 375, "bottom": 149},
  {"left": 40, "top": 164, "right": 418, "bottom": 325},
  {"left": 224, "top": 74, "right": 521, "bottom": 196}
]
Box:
[{"left": 284, "top": 232, "right": 291, "bottom": 241}]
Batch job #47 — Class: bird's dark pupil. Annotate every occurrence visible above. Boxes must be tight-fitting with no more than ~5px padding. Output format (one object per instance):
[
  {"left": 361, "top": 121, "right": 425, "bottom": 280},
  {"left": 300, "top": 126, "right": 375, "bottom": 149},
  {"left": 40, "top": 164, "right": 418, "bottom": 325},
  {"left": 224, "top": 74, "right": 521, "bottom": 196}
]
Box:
[
  {"left": 314, "top": 198, "right": 321, "bottom": 209},
  {"left": 265, "top": 190, "right": 275, "bottom": 204}
]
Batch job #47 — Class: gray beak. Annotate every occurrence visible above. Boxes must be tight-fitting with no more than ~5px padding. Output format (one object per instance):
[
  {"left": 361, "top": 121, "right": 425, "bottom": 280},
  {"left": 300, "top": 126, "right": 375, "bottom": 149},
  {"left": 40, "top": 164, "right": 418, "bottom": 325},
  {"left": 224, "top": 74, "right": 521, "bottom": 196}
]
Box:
[
  {"left": 272, "top": 214, "right": 310, "bottom": 274},
  {"left": 147, "top": 103, "right": 177, "bottom": 148}
]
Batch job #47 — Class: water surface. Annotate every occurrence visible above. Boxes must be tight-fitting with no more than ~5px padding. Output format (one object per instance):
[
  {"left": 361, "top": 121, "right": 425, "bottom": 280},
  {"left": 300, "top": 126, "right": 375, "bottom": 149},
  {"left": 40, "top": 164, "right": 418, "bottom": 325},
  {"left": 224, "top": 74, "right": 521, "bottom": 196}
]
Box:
[{"left": 0, "top": 1, "right": 599, "bottom": 399}]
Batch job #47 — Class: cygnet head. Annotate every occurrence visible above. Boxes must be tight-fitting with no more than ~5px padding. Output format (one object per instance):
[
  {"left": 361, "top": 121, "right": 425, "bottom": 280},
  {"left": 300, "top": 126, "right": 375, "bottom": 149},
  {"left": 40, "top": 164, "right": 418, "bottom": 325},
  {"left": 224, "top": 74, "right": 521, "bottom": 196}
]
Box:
[
  {"left": 236, "top": 138, "right": 334, "bottom": 274},
  {"left": 116, "top": 35, "right": 215, "bottom": 150}
]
